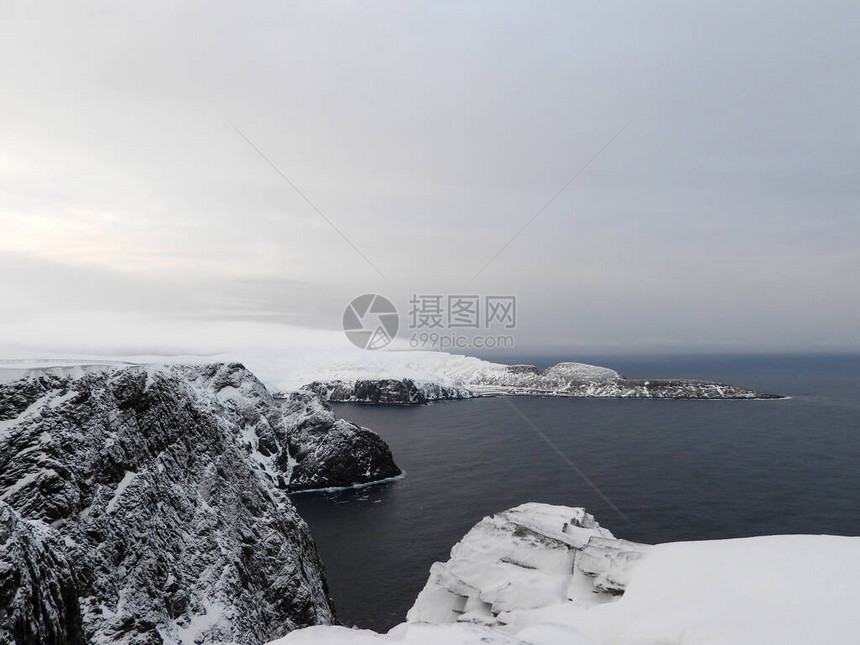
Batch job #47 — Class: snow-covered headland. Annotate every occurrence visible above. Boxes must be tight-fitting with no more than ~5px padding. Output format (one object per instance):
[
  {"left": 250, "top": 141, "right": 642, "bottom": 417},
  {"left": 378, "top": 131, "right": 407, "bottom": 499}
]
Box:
[{"left": 277, "top": 503, "right": 860, "bottom": 645}]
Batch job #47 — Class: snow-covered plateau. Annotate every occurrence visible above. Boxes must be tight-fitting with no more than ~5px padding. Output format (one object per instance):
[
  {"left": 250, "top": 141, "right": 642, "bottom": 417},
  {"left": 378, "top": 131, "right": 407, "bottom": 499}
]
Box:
[
  {"left": 277, "top": 503, "right": 860, "bottom": 645},
  {"left": 0, "top": 362, "right": 400, "bottom": 645}
]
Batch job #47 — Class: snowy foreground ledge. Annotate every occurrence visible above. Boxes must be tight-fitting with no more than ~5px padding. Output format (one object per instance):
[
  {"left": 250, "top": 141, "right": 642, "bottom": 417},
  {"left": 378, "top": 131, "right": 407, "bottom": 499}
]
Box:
[{"left": 273, "top": 503, "right": 860, "bottom": 645}]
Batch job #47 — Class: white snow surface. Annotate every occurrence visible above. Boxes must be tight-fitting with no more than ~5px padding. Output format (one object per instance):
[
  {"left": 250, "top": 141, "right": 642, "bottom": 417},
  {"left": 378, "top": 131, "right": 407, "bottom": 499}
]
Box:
[
  {"left": 278, "top": 503, "right": 860, "bottom": 645},
  {"left": 543, "top": 533, "right": 860, "bottom": 645},
  {"left": 104, "top": 471, "right": 137, "bottom": 514}
]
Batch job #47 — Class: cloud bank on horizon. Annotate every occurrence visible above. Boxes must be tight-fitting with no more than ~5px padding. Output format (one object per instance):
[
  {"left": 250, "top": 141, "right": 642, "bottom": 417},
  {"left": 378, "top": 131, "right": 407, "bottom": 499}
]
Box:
[{"left": 1, "top": 0, "right": 857, "bottom": 356}]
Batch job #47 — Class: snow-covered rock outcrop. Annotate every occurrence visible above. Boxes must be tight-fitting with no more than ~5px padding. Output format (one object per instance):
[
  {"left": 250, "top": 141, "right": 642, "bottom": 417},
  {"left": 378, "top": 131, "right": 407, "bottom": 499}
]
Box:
[
  {"left": 279, "top": 503, "right": 860, "bottom": 645},
  {"left": 406, "top": 503, "right": 646, "bottom": 627},
  {"left": 0, "top": 363, "right": 401, "bottom": 645},
  {"left": 278, "top": 390, "right": 402, "bottom": 491}
]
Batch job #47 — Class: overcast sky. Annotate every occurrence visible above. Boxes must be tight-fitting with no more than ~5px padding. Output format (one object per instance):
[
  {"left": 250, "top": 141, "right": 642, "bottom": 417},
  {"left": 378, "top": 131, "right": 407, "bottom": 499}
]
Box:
[{"left": 1, "top": 0, "right": 857, "bottom": 357}]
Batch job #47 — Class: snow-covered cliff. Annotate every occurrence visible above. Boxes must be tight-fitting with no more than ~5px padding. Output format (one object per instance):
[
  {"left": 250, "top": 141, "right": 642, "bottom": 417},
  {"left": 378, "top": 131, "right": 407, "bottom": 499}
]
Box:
[{"left": 0, "top": 363, "right": 401, "bottom": 645}]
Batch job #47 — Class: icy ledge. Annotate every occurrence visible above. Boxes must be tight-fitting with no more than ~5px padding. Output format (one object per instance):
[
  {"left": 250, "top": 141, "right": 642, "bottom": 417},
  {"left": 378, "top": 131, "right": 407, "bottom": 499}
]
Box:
[{"left": 275, "top": 502, "right": 860, "bottom": 645}]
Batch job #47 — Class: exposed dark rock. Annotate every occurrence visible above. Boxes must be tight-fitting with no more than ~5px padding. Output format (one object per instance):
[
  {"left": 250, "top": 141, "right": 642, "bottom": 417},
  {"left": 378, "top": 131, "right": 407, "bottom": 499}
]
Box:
[
  {"left": 503, "top": 365, "right": 541, "bottom": 375},
  {"left": 277, "top": 391, "right": 402, "bottom": 491},
  {"left": 302, "top": 379, "right": 475, "bottom": 405}
]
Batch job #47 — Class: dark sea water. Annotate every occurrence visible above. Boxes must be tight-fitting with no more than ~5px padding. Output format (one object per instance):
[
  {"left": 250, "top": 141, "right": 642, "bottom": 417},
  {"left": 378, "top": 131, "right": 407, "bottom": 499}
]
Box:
[{"left": 290, "top": 354, "right": 860, "bottom": 631}]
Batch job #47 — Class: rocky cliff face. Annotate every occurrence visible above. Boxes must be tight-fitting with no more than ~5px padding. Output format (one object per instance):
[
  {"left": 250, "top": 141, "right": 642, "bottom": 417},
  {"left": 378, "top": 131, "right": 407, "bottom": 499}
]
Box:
[
  {"left": 278, "top": 390, "right": 402, "bottom": 491},
  {"left": 0, "top": 363, "right": 401, "bottom": 645},
  {"left": 0, "top": 502, "right": 83, "bottom": 645}
]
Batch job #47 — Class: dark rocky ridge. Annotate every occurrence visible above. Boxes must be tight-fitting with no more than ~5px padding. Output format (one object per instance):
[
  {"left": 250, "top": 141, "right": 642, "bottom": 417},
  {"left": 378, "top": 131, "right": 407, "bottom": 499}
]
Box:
[
  {"left": 0, "top": 363, "right": 401, "bottom": 645},
  {"left": 301, "top": 379, "right": 474, "bottom": 406}
]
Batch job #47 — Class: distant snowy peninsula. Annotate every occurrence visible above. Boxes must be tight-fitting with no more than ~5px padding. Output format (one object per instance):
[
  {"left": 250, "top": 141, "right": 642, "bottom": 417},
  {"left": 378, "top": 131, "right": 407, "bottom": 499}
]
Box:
[{"left": 286, "top": 353, "right": 783, "bottom": 403}]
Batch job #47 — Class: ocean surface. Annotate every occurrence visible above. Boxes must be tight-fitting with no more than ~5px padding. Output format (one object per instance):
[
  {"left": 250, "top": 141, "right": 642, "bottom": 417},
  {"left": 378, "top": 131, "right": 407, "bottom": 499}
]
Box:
[{"left": 290, "top": 354, "right": 860, "bottom": 631}]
